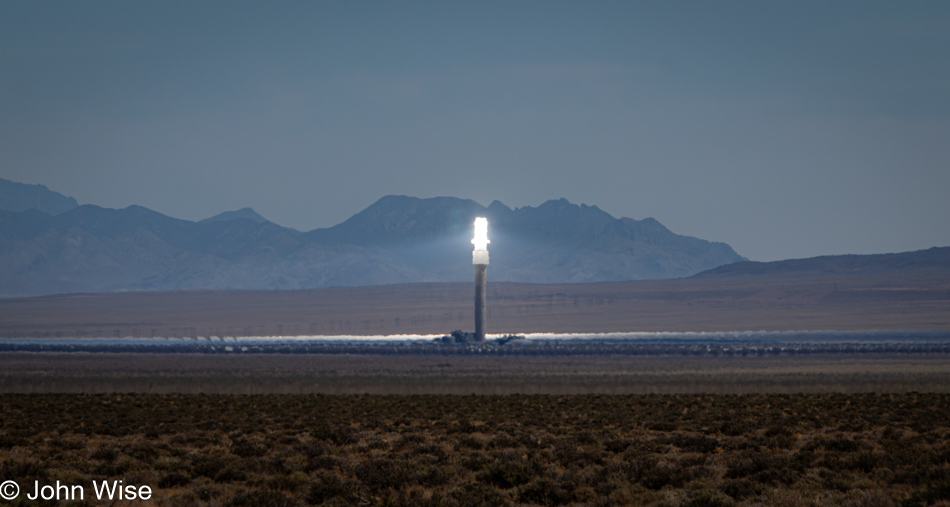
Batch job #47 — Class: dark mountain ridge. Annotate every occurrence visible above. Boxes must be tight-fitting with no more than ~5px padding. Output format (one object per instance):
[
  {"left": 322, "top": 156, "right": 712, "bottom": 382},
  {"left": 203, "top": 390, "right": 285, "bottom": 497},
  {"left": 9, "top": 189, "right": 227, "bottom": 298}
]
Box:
[
  {"left": 309, "top": 195, "right": 488, "bottom": 245},
  {"left": 0, "top": 190, "right": 748, "bottom": 297},
  {"left": 693, "top": 247, "right": 950, "bottom": 278},
  {"left": 0, "top": 177, "right": 78, "bottom": 215},
  {"left": 199, "top": 207, "right": 269, "bottom": 225},
  {"left": 307, "top": 195, "right": 745, "bottom": 283}
]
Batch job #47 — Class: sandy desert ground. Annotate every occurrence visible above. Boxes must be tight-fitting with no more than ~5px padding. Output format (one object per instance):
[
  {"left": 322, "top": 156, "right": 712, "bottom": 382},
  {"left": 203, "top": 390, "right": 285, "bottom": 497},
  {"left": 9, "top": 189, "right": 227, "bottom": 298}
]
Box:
[
  {"left": 1, "top": 352, "right": 948, "bottom": 395},
  {"left": 1, "top": 271, "right": 948, "bottom": 339}
]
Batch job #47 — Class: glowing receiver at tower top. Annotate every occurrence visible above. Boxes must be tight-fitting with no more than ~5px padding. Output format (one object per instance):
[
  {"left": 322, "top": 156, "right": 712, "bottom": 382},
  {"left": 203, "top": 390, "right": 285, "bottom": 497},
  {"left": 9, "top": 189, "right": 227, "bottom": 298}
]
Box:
[{"left": 472, "top": 217, "right": 489, "bottom": 265}]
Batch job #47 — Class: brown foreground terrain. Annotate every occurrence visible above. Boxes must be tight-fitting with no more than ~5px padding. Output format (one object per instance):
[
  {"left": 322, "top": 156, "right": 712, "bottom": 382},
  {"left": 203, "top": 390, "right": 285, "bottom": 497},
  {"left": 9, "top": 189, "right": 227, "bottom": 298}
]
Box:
[
  {"left": 1, "top": 269, "right": 949, "bottom": 338},
  {"left": 2, "top": 265, "right": 949, "bottom": 505},
  {"left": 1, "top": 393, "right": 949, "bottom": 506},
  {"left": 2, "top": 352, "right": 950, "bottom": 395}
]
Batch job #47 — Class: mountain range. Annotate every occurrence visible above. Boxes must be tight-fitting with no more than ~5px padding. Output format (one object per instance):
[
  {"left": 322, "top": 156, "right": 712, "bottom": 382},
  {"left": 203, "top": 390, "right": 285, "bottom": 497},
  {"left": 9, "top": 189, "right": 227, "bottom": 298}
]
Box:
[
  {"left": 0, "top": 177, "right": 747, "bottom": 297},
  {"left": 0, "top": 178, "right": 78, "bottom": 215},
  {"left": 694, "top": 246, "right": 950, "bottom": 279}
]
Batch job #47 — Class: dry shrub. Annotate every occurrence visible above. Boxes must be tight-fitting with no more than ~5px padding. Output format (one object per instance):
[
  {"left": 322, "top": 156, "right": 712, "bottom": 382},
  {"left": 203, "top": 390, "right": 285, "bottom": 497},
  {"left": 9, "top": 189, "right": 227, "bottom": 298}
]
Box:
[
  {"left": 355, "top": 457, "right": 412, "bottom": 491},
  {"left": 1, "top": 393, "right": 949, "bottom": 505}
]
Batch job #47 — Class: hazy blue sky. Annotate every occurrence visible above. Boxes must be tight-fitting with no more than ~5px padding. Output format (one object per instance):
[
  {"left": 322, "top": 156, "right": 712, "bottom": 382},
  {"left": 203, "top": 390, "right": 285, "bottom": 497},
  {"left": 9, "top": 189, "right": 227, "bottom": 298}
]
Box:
[{"left": 2, "top": 1, "right": 948, "bottom": 261}]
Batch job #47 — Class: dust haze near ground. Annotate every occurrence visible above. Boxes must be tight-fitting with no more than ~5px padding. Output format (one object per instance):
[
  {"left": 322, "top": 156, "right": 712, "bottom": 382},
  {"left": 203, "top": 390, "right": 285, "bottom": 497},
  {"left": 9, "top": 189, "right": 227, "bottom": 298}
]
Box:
[{"left": 2, "top": 269, "right": 947, "bottom": 339}]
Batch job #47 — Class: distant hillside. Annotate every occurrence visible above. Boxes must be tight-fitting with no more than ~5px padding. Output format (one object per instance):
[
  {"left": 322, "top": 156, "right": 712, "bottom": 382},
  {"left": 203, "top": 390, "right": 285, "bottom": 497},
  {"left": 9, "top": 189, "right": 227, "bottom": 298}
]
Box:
[
  {"left": 310, "top": 196, "right": 745, "bottom": 283},
  {"left": 199, "top": 207, "right": 269, "bottom": 224},
  {"left": 693, "top": 247, "right": 950, "bottom": 278},
  {"left": 0, "top": 177, "right": 78, "bottom": 215},
  {"left": 0, "top": 188, "right": 746, "bottom": 296}
]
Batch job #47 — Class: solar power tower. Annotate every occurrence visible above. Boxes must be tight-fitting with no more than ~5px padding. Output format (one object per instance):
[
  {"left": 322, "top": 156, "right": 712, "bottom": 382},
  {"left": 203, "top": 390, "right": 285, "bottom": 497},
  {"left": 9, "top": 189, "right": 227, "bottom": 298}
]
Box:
[{"left": 472, "top": 217, "right": 489, "bottom": 342}]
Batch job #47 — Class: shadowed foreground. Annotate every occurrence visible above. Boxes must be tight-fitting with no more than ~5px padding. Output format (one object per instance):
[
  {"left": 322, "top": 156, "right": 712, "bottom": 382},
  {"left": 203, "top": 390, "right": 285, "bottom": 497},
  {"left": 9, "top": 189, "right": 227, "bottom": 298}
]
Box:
[{"left": 1, "top": 393, "right": 948, "bottom": 506}]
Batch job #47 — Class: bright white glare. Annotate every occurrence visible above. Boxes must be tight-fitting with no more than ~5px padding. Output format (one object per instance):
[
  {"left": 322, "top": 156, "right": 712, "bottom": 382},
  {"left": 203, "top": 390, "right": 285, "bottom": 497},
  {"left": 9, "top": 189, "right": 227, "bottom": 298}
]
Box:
[{"left": 472, "top": 217, "right": 489, "bottom": 251}]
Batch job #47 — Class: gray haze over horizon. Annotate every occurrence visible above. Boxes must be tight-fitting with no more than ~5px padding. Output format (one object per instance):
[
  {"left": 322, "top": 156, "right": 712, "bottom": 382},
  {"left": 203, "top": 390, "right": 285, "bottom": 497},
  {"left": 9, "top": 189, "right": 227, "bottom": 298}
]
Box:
[{"left": 2, "top": 1, "right": 948, "bottom": 262}]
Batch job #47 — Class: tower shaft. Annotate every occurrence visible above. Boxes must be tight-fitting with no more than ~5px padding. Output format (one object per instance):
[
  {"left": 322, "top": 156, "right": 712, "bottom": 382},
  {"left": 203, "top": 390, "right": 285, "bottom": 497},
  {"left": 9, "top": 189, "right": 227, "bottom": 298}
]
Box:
[{"left": 474, "top": 263, "right": 487, "bottom": 341}]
